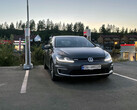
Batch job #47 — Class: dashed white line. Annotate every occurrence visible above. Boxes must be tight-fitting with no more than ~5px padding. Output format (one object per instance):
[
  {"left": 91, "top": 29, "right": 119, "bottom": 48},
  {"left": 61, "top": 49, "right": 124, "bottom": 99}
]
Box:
[
  {"left": 20, "top": 70, "right": 29, "bottom": 94},
  {"left": 114, "top": 73, "right": 137, "bottom": 82}
]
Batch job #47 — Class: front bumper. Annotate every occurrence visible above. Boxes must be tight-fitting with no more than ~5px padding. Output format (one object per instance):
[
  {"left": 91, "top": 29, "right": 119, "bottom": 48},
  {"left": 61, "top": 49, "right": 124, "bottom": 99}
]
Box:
[{"left": 54, "top": 61, "right": 113, "bottom": 77}]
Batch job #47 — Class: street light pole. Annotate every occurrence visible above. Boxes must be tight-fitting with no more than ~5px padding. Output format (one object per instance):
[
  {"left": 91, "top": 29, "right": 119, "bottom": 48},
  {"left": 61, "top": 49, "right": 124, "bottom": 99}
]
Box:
[
  {"left": 27, "top": 0, "right": 29, "bottom": 28},
  {"left": 23, "top": 0, "right": 33, "bottom": 70}
]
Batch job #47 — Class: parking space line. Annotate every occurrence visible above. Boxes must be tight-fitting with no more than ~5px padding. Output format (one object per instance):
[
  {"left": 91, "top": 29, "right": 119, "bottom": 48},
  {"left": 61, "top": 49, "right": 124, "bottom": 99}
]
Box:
[
  {"left": 114, "top": 73, "right": 137, "bottom": 82},
  {"left": 20, "top": 70, "right": 29, "bottom": 94}
]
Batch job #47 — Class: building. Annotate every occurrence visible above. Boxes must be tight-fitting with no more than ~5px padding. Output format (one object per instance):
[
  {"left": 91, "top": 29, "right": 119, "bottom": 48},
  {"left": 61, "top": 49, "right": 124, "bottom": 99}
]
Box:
[
  {"left": 97, "top": 35, "right": 137, "bottom": 49},
  {"left": 120, "top": 43, "right": 137, "bottom": 61}
]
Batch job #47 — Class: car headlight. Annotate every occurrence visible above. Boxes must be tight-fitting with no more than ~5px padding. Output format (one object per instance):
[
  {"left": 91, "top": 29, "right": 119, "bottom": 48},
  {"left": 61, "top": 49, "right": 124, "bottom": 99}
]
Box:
[
  {"left": 104, "top": 52, "right": 112, "bottom": 62},
  {"left": 56, "top": 56, "right": 74, "bottom": 63}
]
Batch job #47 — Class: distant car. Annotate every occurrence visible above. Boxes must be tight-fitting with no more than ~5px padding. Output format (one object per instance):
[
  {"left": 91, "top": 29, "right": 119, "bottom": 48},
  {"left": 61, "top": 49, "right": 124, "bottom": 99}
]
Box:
[{"left": 43, "top": 36, "right": 113, "bottom": 81}]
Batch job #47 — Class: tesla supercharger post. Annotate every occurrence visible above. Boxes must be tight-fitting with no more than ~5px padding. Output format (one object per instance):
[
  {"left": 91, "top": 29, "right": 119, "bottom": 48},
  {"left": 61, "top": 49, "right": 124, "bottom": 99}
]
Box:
[
  {"left": 23, "top": 0, "right": 33, "bottom": 70},
  {"left": 84, "top": 29, "right": 91, "bottom": 41}
]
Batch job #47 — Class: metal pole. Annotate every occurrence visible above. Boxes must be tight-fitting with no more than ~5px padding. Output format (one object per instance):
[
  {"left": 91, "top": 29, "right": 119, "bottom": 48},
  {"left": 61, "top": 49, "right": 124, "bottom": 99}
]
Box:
[
  {"left": 27, "top": 0, "right": 29, "bottom": 28},
  {"left": 27, "top": 0, "right": 29, "bottom": 65},
  {"left": 24, "top": 0, "right": 33, "bottom": 70}
]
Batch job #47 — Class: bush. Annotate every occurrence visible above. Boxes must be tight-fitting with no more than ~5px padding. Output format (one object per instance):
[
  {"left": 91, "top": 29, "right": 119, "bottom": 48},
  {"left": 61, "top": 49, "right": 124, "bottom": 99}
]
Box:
[
  {"left": 111, "top": 49, "right": 120, "bottom": 58},
  {"left": 0, "top": 44, "right": 23, "bottom": 66},
  {"left": 0, "top": 43, "right": 44, "bottom": 66},
  {"left": 31, "top": 44, "right": 44, "bottom": 65},
  {"left": 112, "top": 58, "right": 128, "bottom": 62}
]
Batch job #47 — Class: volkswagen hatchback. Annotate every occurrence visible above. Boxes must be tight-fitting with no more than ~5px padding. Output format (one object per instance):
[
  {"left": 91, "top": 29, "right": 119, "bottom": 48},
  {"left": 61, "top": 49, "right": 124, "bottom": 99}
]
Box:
[{"left": 44, "top": 36, "right": 113, "bottom": 81}]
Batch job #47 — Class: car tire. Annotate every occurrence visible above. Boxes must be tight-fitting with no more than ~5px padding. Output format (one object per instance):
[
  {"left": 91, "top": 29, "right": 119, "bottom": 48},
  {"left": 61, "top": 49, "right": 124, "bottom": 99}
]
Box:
[
  {"left": 44, "top": 57, "right": 48, "bottom": 69},
  {"left": 50, "top": 61, "right": 58, "bottom": 81}
]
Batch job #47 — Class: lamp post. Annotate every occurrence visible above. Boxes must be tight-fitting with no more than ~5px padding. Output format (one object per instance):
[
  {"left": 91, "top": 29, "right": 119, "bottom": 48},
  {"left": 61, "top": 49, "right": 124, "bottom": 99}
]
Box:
[{"left": 23, "top": 0, "right": 33, "bottom": 70}]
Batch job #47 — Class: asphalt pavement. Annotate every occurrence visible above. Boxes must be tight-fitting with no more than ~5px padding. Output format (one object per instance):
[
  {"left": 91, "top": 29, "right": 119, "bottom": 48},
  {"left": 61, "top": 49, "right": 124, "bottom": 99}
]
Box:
[{"left": 0, "top": 61, "right": 137, "bottom": 110}]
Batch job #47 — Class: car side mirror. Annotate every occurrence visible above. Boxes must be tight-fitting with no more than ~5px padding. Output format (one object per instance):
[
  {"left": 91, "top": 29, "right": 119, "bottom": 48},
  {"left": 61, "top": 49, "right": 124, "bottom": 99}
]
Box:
[{"left": 44, "top": 45, "right": 51, "bottom": 49}]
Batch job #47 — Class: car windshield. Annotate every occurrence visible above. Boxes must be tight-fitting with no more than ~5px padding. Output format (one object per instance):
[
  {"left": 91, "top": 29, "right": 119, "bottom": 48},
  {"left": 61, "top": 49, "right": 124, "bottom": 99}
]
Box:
[{"left": 55, "top": 37, "right": 95, "bottom": 48}]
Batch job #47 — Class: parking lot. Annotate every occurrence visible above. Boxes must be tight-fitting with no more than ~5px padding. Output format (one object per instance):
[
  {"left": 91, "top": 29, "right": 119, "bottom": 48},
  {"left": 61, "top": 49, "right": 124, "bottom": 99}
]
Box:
[{"left": 0, "top": 61, "right": 137, "bottom": 110}]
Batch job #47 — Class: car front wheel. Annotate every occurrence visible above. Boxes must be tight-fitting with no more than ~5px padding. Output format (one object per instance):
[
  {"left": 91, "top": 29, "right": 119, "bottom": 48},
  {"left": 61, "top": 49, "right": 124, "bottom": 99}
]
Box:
[
  {"left": 44, "top": 57, "right": 48, "bottom": 69},
  {"left": 50, "top": 61, "right": 58, "bottom": 81}
]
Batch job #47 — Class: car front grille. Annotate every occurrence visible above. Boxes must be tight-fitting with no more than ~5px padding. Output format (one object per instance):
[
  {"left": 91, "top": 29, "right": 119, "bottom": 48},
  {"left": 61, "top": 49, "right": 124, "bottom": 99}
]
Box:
[{"left": 73, "top": 57, "right": 105, "bottom": 62}]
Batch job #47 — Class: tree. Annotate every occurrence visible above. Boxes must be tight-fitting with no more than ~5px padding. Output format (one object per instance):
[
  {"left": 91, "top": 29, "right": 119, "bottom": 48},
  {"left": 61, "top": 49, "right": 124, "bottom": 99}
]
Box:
[
  {"left": 106, "top": 24, "right": 111, "bottom": 33},
  {"left": 58, "top": 22, "right": 62, "bottom": 30},
  {"left": 21, "top": 23, "right": 25, "bottom": 30},
  {"left": 99, "top": 24, "right": 107, "bottom": 35},
  {"left": 54, "top": 23, "right": 59, "bottom": 31},
  {"left": 74, "top": 22, "right": 78, "bottom": 32},
  {"left": 61, "top": 23, "right": 65, "bottom": 31},
  {"left": 37, "top": 20, "right": 45, "bottom": 31},
  {"left": 73, "top": 22, "right": 84, "bottom": 33},
  {"left": 112, "top": 25, "right": 116, "bottom": 33},
  {"left": 0, "top": 25, "right": 2, "bottom": 29},
  {"left": 16, "top": 22, "right": 19, "bottom": 29},
  {"left": 77, "top": 22, "right": 84, "bottom": 33},
  {"left": 10, "top": 34, "right": 14, "bottom": 40},
  {"left": 116, "top": 27, "right": 120, "bottom": 33},
  {"left": 121, "top": 27, "right": 125, "bottom": 34},
  {"left": 92, "top": 28, "right": 97, "bottom": 33},
  {"left": 86, "top": 26, "right": 89, "bottom": 29},
  {"left": 50, "top": 21, "right": 54, "bottom": 30},
  {"left": 9, "top": 22, "right": 15, "bottom": 29},
  {"left": 30, "top": 19, "right": 36, "bottom": 31},
  {"left": 134, "top": 29, "right": 137, "bottom": 34},
  {"left": 18, "top": 20, "right": 22, "bottom": 30},
  {"left": 4, "top": 22, "right": 9, "bottom": 29},
  {"left": 66, "top": 23, "right": 73, "bottom": 32},
  {"left": 125, "top": 28, "right": 128, "bottom": 34},
  {"left": 46, "top": 19, "right": 50, "bottom": 30}
]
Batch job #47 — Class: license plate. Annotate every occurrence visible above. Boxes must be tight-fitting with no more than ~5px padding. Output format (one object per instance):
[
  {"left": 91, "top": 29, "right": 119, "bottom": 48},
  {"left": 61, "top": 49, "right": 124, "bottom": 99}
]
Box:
[{"left": 81, "top": 65, "right": 101, "bottom": 70}]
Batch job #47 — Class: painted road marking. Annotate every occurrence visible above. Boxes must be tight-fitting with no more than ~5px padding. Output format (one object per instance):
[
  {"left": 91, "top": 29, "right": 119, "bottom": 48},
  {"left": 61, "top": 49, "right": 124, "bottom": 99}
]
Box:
[
  {"left": 0, "top": 83, "right": 6, "bottom": 87},
  {"left": 114, "top": 73, "right": 137, "bottom": 82},
  {"left": 20, "top": 70, "right": 29, "bottom": 94}
]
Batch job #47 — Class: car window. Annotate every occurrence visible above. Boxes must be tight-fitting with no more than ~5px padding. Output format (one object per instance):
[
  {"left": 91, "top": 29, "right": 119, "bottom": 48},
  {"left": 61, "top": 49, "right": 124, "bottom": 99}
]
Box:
[{"left": 55, "top": 37, "right": 95, "bottom": 48}]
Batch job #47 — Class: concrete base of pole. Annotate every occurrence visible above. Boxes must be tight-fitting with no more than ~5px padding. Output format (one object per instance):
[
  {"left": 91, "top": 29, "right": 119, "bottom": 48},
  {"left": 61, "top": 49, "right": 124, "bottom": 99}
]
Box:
[{"left": 23, "top": 64, "right": 33, "bottom": 70}]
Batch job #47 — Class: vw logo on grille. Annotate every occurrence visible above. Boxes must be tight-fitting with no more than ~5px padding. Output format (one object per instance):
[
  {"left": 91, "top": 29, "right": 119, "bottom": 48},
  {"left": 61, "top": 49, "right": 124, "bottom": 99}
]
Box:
[{"left": 88, "top": 57, "right": 93, "bottom": 62}]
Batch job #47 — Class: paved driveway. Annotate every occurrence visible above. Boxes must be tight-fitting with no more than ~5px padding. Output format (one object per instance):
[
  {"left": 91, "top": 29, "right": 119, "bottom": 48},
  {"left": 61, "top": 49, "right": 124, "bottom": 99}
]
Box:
[{"left": 0, "top": 62, "right": 137, "bottom": 110}]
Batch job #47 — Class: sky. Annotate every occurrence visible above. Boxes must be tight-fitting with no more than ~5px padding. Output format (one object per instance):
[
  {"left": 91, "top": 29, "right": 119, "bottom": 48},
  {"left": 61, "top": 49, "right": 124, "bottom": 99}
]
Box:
[{"left": 0, "top": 0, "right": 137, "bottom": 30}]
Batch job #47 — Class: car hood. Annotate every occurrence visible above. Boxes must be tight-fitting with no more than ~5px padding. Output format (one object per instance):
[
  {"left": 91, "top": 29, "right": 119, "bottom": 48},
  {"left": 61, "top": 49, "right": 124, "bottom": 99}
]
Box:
[{"left": 55, "top": 47, "right": 105, "bottom": 58}]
